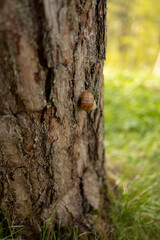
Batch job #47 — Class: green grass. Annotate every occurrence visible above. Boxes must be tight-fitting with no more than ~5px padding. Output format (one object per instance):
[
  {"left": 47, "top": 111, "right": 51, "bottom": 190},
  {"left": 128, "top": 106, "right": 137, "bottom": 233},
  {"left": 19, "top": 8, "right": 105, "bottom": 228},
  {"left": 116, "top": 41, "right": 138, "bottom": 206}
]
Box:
[
  {"left": 104, "top": 67, "right": 160, "bottom": 240},
  {"left": 0, "top": 211, "right": 24, "bottom": 240},
  {"left": 0, "top": 211, "right": 102, "bottom": 240}
]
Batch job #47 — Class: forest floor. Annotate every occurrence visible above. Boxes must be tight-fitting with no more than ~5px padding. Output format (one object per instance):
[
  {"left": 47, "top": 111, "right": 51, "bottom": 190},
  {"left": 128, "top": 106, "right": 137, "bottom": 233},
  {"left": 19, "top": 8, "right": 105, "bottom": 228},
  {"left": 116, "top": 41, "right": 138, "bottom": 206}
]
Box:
[{"left": 104, "top": 67, "right": 160, "bottom": 240}]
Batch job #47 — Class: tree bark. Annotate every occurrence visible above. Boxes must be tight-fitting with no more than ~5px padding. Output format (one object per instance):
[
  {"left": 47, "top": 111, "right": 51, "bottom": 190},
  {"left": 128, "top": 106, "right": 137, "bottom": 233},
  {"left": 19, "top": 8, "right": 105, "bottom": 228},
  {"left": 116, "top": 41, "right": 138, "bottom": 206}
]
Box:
[{"left": 0, "top": 0, "right": 108, "bottom": 239}]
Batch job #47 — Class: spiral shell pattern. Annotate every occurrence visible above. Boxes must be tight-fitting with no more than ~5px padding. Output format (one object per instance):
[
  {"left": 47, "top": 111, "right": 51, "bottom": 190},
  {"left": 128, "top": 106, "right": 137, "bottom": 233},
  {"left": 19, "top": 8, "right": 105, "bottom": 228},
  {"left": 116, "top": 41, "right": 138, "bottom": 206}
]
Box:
[{"left": 80, "top": 90, "right": 95, "bottom": 111}]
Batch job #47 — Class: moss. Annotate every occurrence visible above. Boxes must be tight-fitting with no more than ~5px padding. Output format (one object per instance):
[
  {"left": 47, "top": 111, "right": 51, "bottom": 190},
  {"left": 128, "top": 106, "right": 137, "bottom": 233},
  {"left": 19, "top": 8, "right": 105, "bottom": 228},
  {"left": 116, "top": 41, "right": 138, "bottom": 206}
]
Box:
[{"left": 91, "top": 209, "right": 101, "bottom": 216}]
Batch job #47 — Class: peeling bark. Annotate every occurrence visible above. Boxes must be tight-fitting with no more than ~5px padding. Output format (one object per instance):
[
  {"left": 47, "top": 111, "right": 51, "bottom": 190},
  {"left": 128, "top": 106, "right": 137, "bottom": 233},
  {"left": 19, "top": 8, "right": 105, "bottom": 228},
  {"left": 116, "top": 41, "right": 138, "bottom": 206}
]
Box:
[{"left": 0, "top": 0, "right": 109, "bottom": 239}]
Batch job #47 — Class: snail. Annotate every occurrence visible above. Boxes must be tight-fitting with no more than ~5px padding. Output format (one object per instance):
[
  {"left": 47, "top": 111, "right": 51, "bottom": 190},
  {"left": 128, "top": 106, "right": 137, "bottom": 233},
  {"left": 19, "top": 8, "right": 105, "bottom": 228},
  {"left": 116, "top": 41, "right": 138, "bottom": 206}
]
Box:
[{"left": 80, "top": 90, "right": 97, "bottom": 111}]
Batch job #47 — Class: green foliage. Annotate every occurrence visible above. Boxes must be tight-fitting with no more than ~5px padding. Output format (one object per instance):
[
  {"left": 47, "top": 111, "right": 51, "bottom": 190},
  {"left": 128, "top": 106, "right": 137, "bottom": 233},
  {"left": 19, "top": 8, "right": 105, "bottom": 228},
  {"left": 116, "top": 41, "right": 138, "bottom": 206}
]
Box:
[
  {"left": 107, "top": 0, "right": 160, "bottom": 70},
  {"left": 104, "top": 67, "right": 160, "bottom": 239}
]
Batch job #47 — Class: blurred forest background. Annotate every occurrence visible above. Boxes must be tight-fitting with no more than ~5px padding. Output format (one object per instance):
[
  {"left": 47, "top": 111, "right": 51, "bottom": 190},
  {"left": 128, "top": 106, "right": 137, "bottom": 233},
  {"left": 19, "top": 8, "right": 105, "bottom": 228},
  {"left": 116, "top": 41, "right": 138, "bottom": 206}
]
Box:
[
  {"left": 106, "top": 0, "right": 160, "bottom": 71},
  {"left": 104, "top": 0, "right": 160, "bottom": 239}
]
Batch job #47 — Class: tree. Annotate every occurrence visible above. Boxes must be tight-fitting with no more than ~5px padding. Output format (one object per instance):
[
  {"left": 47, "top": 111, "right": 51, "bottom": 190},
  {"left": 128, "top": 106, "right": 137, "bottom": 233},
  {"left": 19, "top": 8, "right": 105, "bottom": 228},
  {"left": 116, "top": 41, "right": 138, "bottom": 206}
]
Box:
[{"left": 0, "top": 0, "right": 108, "bottom": 239}]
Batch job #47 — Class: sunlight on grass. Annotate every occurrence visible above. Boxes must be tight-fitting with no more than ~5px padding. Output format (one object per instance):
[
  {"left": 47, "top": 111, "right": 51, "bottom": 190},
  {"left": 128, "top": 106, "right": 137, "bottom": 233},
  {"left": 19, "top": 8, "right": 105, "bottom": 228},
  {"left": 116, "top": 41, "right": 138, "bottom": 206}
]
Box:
[{"left": 104, "top": 67, "right": 160, "bottom": 240}]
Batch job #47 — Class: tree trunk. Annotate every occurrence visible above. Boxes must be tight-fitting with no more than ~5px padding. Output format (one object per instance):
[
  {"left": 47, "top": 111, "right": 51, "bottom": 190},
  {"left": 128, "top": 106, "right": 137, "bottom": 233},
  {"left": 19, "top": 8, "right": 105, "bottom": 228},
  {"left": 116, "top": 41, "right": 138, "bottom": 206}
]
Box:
[{"left": 0, "top": 0, "right": 108, "bottom": 239}]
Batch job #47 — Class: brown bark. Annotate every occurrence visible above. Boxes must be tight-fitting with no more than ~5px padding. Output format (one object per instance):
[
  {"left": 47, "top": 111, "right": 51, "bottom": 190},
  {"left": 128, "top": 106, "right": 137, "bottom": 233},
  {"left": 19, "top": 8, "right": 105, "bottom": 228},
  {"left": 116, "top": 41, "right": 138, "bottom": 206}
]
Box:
[{"left": 0, "top": 0, "right": 108, "bottom": 239}]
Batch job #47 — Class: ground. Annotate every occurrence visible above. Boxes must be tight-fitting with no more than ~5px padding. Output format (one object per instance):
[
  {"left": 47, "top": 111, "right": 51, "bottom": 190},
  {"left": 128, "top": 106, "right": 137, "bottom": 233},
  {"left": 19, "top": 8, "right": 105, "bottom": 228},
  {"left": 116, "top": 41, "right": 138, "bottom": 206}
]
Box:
[{"left": 104, "top": 67, "right": 160, "bottom": 240}]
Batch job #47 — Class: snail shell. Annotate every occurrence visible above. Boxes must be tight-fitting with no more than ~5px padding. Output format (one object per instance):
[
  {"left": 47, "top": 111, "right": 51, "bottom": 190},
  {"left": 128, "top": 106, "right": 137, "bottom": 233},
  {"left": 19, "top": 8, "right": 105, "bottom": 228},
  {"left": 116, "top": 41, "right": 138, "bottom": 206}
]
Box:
[{"left": 80, "top": 90, "right": 97, "bottom": 111}]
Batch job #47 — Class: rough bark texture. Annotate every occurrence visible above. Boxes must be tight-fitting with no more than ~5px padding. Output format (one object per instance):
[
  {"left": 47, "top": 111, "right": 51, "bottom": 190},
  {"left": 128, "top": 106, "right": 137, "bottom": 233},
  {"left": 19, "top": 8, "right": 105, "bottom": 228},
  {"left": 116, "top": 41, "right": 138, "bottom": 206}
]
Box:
[{"left": 0, "top": 0, "right": 108, "bottom": 239}]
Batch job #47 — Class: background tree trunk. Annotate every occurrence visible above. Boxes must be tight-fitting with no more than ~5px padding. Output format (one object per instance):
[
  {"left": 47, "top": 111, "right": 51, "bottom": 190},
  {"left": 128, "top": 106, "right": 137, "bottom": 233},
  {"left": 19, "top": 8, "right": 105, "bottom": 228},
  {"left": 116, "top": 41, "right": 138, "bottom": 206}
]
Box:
[{"left": 0, "top": 0, "right": 108, "bottom": 238}]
